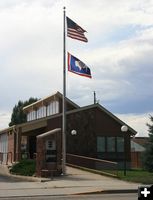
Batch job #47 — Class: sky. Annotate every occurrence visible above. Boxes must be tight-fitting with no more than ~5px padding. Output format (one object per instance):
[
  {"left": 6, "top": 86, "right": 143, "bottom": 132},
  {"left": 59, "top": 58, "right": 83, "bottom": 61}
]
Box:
[{"left": 0, "top": 0, "right": 153, "bottom": 137}]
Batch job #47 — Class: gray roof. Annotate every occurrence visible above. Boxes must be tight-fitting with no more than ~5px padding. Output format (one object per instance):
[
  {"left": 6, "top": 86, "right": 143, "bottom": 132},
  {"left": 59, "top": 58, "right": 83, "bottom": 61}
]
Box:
[{"left": 131, "top": 141, "right": 145, "bottom": 152}]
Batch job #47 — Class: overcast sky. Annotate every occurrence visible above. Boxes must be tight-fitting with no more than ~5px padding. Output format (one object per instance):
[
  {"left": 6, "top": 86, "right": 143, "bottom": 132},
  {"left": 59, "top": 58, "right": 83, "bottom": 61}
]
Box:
[{"left": 0, "top": 0, "right": 153, "bottom": 137}]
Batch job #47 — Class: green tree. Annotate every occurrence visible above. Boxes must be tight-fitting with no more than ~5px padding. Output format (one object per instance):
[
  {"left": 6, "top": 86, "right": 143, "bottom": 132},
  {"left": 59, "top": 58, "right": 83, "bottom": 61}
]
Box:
[
  {"left": 9, "top": 97, "right": 38, "bottom": 126},
  {"left": 143, "top": 116, "right": 153, "bottom": 172}
]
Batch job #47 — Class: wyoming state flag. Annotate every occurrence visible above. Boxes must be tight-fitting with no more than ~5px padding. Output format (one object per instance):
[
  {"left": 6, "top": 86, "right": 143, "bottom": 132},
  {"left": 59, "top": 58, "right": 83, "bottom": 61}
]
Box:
[{"left": 68, "top": 52, "right": 92, "bottom": 78}]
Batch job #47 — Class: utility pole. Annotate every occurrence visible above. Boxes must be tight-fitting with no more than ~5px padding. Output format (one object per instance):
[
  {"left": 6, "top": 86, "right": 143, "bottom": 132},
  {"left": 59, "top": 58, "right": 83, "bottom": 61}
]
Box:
[{"left": 94, "top": 91, "right": 96, "bottom": 104}]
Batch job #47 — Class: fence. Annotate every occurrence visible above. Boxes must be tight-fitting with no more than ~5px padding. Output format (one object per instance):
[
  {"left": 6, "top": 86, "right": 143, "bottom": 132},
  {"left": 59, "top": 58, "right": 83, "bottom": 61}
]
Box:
[
  {"left": 131, "top": 152, "right": 143, "bottom": 168},
  {"left": 0, "top": 152, "right": 31, "bottom": 164},
  {"left": 66, "top": 153, "right": 118, "bottom": 176},
  {"left": 0, "top": 152, "right": 13, "bottom": 164}
]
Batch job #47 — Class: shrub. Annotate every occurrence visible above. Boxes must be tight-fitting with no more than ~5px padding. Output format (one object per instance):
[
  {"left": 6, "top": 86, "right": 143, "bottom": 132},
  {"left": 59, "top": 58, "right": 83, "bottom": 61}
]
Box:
[{"left": 10, "top": 159, "right": 36, "bottom": 176}]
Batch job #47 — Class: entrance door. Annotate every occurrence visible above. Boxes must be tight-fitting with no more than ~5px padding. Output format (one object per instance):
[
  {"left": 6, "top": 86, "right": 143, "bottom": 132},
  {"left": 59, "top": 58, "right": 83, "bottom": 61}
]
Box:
[{"left": 29, "top": 136, "right": 36, "bottom": 159}]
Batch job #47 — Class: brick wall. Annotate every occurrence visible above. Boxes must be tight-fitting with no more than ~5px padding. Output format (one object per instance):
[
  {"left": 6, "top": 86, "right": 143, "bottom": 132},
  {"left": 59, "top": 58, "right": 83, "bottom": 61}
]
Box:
[
  {"left": 8, "top": 132, "right": 14, "bottom": 163},
  {"left": 36, "top": 129, "right": 62, "bottom": 177}
]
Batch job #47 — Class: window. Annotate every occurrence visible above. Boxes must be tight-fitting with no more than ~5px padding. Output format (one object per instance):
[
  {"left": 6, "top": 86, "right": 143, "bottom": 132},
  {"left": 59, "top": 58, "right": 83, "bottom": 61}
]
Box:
[
  {"left": 97, "top": 137, "right": 105, "bottom": 152},
  {"left": 48, "top": 141, "right": 53, "bottom": 149},
  {"left": 53, "top": 101, "right": 56, "bottom": 114},
  {"left": 27, "top": 110, "right": 37, "bottom": 121},
  {"left": 41, "top": 106, "right": 46, "bottom": 117},
  {"left": 47, "top": 101, "right": 59, "bottom": 116},
  {"left": 46, "top": 140, "right": 56, "bottom": 150},
  {"left": 117, "top": 137, "right": 124, "bottom": 152},
  {"left": 55, "top": 101, "right": 59, "bottom": 113},
  {"left": 37, "top": 108, "right": 41, "bottom": 119},
  {"left": 30, "top": 110, "right": 36, "bottom": 121},
  {"left": 47, "top": 102, "right": 53, "bottom": 115},
  {"left": 107, "top": 137, "right": 115, "bottom": 152},
  {"left": 45, "top": 140, "right": 56, "bottom": 163}
]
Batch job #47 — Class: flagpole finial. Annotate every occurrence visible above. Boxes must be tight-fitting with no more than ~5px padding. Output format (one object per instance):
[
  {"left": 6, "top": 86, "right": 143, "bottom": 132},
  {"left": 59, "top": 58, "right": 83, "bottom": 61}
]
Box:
[{"left": 63, "top": 6, "right": 66, "bottom": 11}]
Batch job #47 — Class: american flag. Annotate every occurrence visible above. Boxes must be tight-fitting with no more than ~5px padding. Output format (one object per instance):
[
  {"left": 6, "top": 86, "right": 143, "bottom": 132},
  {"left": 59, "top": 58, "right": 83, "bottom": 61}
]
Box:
[{"left": 66, "top": 17, "right": 88, "bottom": 42}]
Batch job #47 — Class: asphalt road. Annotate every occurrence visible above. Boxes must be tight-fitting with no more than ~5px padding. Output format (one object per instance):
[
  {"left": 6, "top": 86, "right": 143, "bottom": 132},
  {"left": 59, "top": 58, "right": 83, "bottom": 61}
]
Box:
[
  {"left": 0, "top": 193, "right": 137, "bottom": 200},
  {"left": 0, "top": 174, "right": 24, "bottom": 182}
]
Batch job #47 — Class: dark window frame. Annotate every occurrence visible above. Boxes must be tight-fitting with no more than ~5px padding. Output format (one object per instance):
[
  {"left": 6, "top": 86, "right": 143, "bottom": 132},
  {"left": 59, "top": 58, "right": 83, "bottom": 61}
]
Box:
[{"left": 97, "top": 135, "right": 125, "bottom": 154}]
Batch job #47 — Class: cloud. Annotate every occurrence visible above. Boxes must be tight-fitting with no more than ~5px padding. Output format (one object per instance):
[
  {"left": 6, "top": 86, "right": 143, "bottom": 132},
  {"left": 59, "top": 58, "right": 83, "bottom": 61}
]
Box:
[
  {"left": 0, "top": 0, "right": 63, "bottom": 108},
  {"left": 116, "top": 112, "right": 153, "bottom": 137},
  {"left": 0, "top": 0, "right": 59, "bottom": 10},
  {"left": 0, "top": 111, "right": 11, "bottom": 129},
  {"left": 69, "top": 27, "right": 153, "bottom": 114},
  {"left": 0, "top": 0, "right": 153, "bottom": 137}
]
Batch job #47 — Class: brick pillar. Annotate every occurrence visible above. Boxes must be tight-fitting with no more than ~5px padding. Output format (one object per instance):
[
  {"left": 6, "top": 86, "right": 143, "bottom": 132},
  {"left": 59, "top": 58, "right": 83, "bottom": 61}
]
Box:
[
  {"left": 7, "top": 131, "right": 14, "bottom": 163},
  {"left": 36, "top": 138, "right": 45, "bottom": 177}
]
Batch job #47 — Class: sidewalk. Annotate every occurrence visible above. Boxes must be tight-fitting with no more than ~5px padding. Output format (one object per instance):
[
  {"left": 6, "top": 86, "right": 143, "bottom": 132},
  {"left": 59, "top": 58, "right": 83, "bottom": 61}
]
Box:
[{"left": 0, "top": 165, "right": 139, "bottom": 197}]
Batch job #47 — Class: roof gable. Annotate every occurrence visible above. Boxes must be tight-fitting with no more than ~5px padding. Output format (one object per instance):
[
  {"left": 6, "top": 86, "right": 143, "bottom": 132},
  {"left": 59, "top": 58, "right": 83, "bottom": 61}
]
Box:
[
  {"left": 0, "top": 102, "right": 137, "bottom": 136},
  {"left": 23, "top": 91, "right": 79, "bottom": 112},
  {"left": 67, "top": 103, "right": 137, "bottom": 135}
]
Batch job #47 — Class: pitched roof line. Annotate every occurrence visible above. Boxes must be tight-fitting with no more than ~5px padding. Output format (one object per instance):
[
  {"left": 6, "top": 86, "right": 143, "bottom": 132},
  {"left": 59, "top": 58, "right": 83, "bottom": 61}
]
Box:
[{"left": 23, "top": 91, "right": 79, "bottom": 111}]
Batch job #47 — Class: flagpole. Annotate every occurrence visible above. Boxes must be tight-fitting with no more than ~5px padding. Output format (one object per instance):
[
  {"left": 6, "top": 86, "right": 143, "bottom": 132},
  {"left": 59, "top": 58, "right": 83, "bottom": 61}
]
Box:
[{"left": 62, "top": 6, "right": 66, "bottom": 175}]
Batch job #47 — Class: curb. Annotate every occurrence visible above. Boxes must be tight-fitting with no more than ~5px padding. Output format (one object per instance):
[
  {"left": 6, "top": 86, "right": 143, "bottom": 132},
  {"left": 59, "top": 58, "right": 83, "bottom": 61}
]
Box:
[
  {"left": 73, "top": 189, "right": 138, "bottom": 195},
  {"left": 0, "top": 173, "right": 57, "bottom": 183},
  {"left": 0, "top": 164, "right": 44, "bottom": 182},
  {"left": 0, "top": 189, "right": 138, "bottom": 199}
]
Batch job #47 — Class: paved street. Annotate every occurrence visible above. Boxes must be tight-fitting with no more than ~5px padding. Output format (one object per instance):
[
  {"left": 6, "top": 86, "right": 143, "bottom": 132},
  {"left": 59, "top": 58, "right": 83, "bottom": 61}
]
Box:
[
  {"left": 0, "top": 193, "right": 137, "bottom": 200},
  {"left": 0, "top": 165, "right": 139, "bottom": 198}
]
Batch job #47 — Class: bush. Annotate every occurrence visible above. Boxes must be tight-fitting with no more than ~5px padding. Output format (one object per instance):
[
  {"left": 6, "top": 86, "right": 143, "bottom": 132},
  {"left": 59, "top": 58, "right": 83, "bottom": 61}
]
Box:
[{"left": 10, "top": 159, "right": 36, "bottom": 176}]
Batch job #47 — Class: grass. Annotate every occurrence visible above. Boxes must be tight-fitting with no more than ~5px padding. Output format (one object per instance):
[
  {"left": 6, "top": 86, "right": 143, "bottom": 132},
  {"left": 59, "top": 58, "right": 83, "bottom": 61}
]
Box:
[
  {"left": 117, "top": 169, "right": 153, "bottom": 184},
  {"left": 10, "top": 159, "right": 36, "bottom": 176},
  {"left": 69, "top": 164, "right": 153, "bottom": 184}
]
